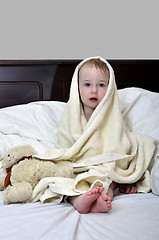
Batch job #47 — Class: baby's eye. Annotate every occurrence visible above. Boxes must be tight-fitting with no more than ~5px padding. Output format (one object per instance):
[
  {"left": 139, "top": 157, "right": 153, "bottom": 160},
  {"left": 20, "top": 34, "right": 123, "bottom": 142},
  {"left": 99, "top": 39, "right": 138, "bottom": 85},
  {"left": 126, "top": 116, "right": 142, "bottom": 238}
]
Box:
[
  {"left": 84, "top": 83, "right": 91, "bottom": 87},
  {"left": 98, "top": 83, "right": 105, "bottom": 87}
]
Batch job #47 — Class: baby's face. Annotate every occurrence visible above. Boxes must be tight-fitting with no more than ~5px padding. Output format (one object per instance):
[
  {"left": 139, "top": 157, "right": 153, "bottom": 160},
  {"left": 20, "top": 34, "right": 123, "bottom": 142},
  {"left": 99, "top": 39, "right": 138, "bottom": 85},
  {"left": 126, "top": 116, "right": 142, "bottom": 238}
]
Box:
[{"left": 79, "top": 65, "right": 109, "bottom": 117}]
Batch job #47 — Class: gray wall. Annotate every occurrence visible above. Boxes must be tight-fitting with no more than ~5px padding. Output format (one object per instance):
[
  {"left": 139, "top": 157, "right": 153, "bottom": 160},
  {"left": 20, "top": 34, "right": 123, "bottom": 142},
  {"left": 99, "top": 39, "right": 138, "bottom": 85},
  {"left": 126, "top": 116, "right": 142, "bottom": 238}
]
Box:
[{"left": 0, "top": 0, "right": 158, "bottom": 59}]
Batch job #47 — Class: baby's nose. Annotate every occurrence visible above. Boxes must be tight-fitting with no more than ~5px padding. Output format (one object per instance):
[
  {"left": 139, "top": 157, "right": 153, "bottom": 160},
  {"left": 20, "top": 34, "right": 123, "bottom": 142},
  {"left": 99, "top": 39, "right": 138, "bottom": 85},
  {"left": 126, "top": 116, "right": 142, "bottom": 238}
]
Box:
[{"left": 92, "top": 86, "right": 97, "bottom": 93}]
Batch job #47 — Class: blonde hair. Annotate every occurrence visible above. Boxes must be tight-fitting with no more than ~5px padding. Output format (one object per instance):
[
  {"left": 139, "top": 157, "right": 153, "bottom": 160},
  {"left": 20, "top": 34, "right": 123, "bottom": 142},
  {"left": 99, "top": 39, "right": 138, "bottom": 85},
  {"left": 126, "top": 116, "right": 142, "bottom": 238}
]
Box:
[{"left": 79, "top": 58, "right": 110, "bottom": 78}]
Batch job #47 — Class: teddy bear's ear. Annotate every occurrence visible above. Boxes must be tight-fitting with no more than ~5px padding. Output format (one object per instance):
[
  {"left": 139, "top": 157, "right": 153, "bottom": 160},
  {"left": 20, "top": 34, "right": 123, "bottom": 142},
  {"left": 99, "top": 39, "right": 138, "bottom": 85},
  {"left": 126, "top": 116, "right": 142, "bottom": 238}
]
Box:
[
  {"left": 10, "top": 145, "right": 36, "bottom": 156},
  {"left": 19, "top": 145, "right": 36, "bottom": 156}
]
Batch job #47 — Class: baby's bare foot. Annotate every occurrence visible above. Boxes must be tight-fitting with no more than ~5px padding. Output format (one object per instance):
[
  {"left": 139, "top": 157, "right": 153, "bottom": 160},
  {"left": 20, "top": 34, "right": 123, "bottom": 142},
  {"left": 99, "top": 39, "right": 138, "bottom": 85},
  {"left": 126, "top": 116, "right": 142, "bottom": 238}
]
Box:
[
  {"left": 70, "top": 187, "right": 104, "bottom": 214},
  {"left": 90, "top": 194, "right": 112, "bottom": 213},
  {"left": 119, "top": 184, "right": 137, "bottom": 194}
]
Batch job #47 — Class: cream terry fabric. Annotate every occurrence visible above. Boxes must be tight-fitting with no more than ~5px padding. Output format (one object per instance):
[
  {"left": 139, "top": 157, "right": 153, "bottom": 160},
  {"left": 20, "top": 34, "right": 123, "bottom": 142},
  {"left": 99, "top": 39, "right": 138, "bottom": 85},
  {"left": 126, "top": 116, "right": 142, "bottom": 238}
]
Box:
[{"left": 33, "top": 57, "right": 156, "bottom": 203}]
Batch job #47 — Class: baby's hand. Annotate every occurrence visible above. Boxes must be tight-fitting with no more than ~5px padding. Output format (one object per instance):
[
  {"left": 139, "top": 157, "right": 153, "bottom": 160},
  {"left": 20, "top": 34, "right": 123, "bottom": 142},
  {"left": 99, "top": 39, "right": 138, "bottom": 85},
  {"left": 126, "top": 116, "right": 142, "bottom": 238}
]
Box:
[{"left": 119, "top": 184, "right": 137, "bottom": 194}]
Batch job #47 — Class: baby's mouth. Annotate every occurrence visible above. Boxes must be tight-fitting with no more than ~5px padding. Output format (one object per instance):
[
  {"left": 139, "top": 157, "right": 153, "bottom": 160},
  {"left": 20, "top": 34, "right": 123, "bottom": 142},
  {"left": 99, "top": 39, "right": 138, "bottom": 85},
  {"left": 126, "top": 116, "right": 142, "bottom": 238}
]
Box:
[{"left": 89, "top": 97, "right": 98, "bottom": 102}]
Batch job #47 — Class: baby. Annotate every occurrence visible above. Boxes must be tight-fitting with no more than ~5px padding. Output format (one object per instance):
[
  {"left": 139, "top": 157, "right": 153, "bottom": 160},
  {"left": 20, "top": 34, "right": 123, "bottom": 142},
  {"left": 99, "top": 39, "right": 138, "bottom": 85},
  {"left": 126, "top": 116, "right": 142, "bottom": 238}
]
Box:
[{"left": 68, "top": 58, "right": 137, "bottom": 213}]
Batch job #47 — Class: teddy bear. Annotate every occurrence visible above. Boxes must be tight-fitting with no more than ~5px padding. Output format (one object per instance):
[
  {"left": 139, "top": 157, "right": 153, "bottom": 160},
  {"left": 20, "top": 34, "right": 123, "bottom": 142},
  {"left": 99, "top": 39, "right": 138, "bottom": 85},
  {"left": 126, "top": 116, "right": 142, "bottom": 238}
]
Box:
[{"left": 1, "top": 145, "right": 74, "bottom": 204}]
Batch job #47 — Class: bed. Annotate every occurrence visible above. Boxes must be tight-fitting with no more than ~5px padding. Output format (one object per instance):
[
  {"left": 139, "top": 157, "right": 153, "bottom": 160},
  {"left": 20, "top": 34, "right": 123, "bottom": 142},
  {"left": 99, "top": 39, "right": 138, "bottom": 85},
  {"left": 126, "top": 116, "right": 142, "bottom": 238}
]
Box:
[{"left": 0, "top": 59, "right": 159, "bottom": 240}]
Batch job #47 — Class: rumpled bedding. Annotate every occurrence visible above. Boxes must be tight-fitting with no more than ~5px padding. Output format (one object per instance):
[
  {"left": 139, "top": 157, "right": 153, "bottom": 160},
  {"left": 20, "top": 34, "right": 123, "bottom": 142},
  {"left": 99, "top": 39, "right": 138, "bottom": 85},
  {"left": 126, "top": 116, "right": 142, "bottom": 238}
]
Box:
[{"left": 0, "top": 85, "right": 159, "bottom": 202}]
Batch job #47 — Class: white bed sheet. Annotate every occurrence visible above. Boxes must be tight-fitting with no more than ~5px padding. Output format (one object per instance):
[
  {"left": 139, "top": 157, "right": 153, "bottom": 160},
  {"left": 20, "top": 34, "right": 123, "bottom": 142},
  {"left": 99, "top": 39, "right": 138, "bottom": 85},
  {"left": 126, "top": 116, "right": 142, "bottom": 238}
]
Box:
[{"left": 0, "top": 191, "right": 159, "bottom": 240}]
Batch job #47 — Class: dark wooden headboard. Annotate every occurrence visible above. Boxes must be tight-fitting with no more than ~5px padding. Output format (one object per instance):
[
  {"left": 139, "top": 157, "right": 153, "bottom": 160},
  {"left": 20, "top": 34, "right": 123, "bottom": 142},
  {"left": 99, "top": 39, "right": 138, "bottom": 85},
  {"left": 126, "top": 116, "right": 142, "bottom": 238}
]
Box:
[{"left": 0, "top": 60, "right": 158, "bottom": 108}]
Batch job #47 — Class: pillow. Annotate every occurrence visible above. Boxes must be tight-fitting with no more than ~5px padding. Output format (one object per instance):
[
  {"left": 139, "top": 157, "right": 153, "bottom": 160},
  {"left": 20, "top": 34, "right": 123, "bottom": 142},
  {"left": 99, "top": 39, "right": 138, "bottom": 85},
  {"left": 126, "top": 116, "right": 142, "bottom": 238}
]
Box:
[
  {"left": 118, "top": 87, "right": 159, "bottom": 142},
  {"left": 0, "top": 101, "right": 66, "bottom": 158},
  {"left": 118, "top": 87, "right": 159, "bottom": 195}
]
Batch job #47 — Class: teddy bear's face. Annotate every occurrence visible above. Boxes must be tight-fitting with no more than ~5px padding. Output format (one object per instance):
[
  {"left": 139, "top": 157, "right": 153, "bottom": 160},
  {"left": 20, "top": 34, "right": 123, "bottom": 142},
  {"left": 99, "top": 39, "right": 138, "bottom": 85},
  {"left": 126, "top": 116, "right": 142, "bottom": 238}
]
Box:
[
  {"left": 2, "top": 145, "right": 35, "bottom": 170},
  {"left": 3, "top": 151, "right": 22, "bottom": 169}
]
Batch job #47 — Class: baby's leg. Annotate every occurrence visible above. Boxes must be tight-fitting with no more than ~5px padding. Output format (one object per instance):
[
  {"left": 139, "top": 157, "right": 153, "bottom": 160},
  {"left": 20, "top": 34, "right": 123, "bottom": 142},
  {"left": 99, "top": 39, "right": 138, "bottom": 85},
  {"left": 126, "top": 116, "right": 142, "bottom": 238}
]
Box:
[{"left": 69, "top": 187, "right": 104, "bottom": 214}]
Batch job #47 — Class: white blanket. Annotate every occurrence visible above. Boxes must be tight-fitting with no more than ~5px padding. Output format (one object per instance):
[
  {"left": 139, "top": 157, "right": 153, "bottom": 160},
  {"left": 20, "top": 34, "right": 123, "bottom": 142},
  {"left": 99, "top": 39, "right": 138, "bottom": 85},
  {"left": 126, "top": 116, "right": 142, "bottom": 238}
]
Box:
[{"left": 32, "top": 57, "right": 157, "bottom": 203}]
